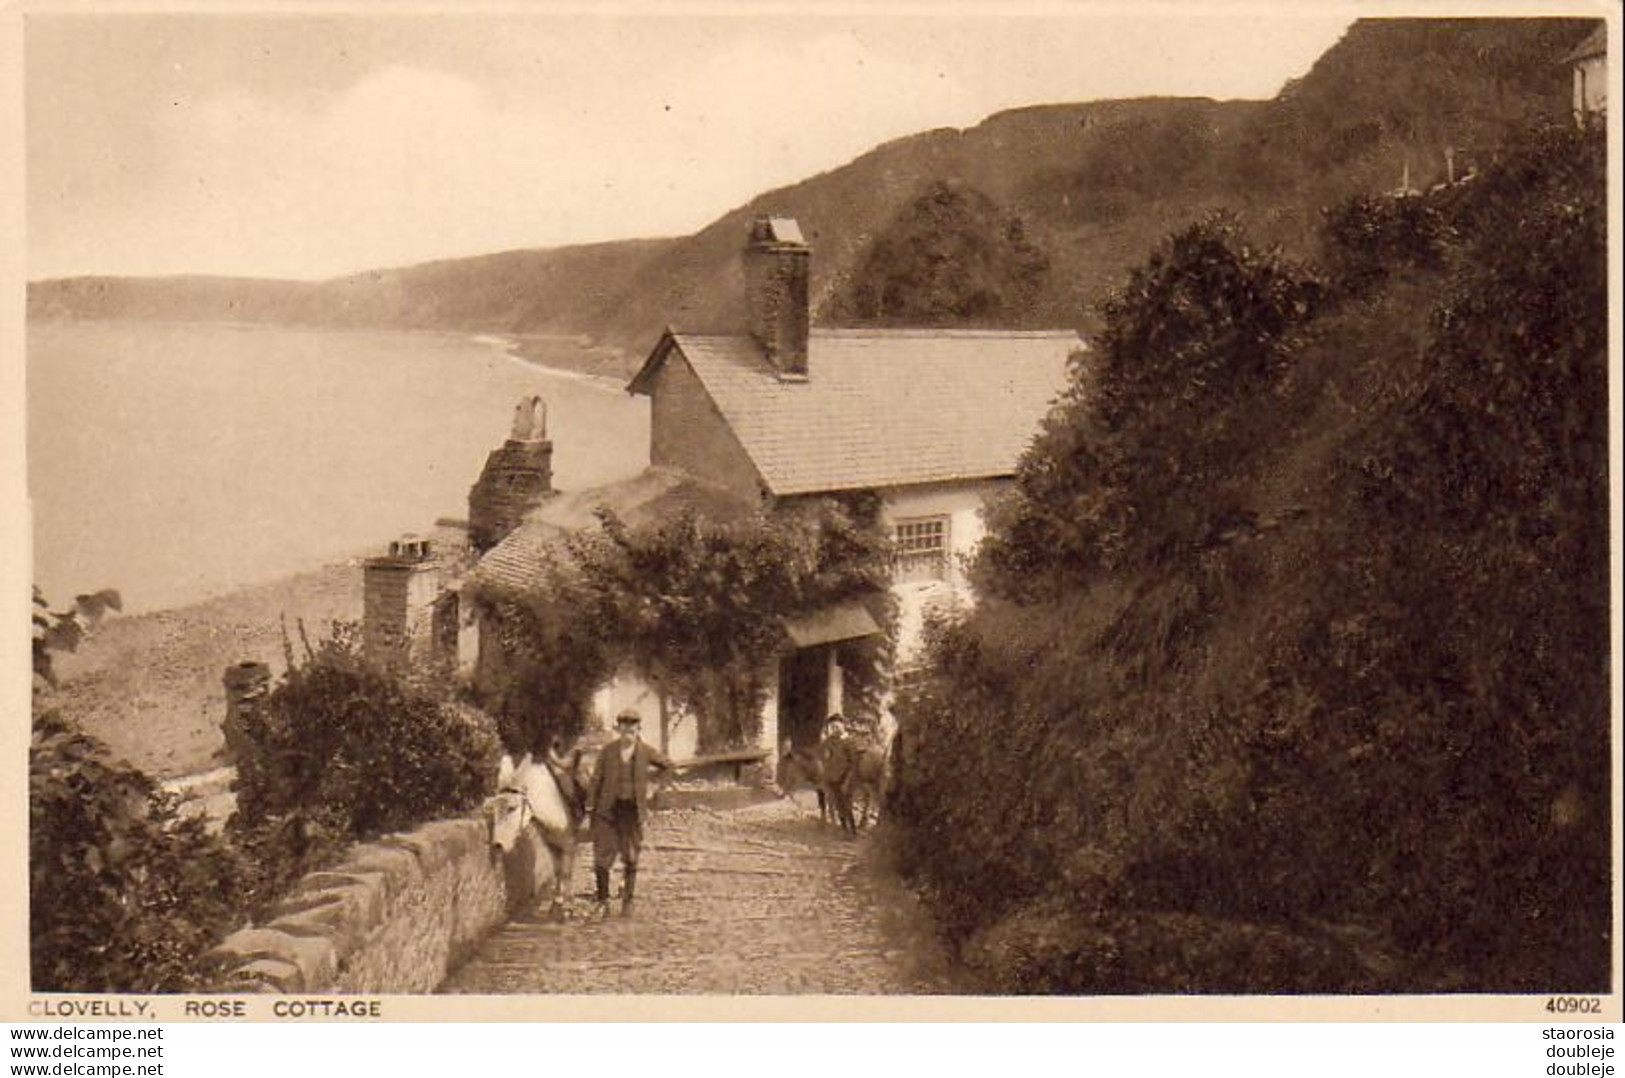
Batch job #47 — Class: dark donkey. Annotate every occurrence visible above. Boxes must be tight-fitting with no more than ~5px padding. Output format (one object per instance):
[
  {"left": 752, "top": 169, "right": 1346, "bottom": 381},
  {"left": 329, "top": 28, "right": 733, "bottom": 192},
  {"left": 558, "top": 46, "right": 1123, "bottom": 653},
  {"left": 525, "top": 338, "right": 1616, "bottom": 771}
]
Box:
[
  {"left": 776, "top": 738, "right": 886, "bottom": 834},
  {"left": 776, "top": 743, "right": 832, "bottom": 823}
]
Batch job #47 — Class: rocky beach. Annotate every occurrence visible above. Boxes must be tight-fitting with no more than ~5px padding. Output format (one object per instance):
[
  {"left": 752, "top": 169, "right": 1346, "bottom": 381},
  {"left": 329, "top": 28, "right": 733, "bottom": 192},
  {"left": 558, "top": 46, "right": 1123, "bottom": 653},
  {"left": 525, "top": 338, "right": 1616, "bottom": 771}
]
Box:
[{"left": 45, "top": 552, "right": 367, "bottom": 780}]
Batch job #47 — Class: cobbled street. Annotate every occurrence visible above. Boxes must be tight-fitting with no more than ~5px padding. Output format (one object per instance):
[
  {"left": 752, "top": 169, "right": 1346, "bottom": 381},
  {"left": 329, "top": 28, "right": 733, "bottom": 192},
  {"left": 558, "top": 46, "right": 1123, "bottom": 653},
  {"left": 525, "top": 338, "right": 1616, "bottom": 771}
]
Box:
[{"left": 442, "top": 790, "right": 958, "bottom": 994}]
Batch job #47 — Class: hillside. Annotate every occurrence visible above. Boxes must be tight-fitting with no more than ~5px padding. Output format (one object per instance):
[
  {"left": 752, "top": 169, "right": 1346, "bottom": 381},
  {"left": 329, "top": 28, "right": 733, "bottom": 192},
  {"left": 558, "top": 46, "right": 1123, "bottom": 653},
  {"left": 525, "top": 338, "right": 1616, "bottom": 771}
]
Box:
[
  {"left": 28, "top": 18, "right": 1594, "bottom": 369},
  {"left": 27, "top": 239, "right": 672, "bottom": 338}
]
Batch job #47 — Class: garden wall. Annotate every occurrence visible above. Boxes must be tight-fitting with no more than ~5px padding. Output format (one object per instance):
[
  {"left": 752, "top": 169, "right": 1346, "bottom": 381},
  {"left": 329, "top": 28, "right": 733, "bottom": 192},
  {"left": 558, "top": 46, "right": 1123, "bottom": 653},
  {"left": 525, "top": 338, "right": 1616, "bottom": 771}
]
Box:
[{"left": 205, "top": 817, "right": 551, "bottom": 993}]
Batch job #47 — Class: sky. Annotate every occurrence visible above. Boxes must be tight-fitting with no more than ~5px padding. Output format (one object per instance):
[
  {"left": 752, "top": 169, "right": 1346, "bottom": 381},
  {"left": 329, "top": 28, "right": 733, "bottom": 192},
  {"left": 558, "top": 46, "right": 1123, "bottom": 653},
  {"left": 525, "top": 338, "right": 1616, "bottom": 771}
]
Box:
[{"left": 25, "top": 8, "right": 1356, "bottom": 281}]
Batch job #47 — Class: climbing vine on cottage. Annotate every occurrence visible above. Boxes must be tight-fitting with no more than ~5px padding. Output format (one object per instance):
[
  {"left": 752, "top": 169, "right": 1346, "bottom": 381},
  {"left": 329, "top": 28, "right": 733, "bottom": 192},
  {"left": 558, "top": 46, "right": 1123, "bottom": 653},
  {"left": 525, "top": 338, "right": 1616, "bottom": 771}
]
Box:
[{"left": 475, "top": 493, "right": 895, "bottom": 754}]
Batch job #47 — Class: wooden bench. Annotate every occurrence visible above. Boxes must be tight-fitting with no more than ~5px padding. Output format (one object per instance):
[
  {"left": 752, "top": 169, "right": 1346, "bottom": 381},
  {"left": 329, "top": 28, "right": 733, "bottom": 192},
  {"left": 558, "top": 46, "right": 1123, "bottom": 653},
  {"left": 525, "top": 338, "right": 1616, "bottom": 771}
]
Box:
[{"left": 670, "top": 748, "right": 772, "bottom": 784}]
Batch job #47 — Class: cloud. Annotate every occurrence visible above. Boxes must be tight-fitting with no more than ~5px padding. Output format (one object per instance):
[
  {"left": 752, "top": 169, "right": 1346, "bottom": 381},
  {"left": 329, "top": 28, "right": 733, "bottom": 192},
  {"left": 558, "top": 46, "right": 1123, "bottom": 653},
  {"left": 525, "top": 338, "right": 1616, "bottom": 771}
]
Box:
[{"left": 72, "top": 34, "right": 984, "bottom": 278}]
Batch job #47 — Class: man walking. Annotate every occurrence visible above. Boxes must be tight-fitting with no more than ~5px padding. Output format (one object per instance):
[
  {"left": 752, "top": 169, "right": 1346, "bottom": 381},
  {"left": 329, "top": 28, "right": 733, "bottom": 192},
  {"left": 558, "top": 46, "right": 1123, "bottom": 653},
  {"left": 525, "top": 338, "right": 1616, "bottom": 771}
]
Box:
[{"left": 587, "top": 709, "right": 676, "bottom": 918}]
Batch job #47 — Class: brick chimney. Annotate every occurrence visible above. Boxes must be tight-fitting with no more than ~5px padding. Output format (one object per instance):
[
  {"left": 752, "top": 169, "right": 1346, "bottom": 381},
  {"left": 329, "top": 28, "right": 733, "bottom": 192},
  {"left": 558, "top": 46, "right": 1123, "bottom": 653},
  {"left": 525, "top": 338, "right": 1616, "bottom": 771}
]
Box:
[
  {"left": 363, "top": 535, "right": 451, "bottom": 670},
  {"left": 744, "top": 217, "right": 810, "bottom": 380},
  {"left": 468, "top": 395, "right": 554, "bottom": 553}
]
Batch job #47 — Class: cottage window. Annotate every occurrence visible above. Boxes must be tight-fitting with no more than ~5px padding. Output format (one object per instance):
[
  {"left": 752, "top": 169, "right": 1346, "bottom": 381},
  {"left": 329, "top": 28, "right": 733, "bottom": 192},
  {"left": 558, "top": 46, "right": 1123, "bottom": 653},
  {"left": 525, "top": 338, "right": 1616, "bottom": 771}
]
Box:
[{"left": 892, "top": 515, "right": 950, "bottom": 583}]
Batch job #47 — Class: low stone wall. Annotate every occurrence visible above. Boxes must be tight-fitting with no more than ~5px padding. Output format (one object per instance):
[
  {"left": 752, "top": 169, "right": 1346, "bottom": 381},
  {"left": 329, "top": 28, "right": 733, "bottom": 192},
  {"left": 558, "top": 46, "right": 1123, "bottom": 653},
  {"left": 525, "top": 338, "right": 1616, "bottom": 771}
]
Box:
[{"left": 206, "top": 817, "right": 552, "bottom": 993}]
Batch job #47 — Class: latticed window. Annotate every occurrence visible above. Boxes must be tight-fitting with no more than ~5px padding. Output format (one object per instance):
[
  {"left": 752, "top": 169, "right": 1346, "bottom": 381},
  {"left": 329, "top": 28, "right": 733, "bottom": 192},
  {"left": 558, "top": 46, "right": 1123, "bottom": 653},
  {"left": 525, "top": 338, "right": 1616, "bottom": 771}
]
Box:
[{"left": 893, "top": 515, "right": 950, "bottom": 582}]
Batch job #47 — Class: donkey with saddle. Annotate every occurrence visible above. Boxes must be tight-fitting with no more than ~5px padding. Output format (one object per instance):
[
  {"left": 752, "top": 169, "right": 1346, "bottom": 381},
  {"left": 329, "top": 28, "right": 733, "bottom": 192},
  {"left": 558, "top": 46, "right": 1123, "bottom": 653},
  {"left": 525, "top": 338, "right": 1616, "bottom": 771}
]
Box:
[{"left": 483, "top": 740, "right": 589, "bottom": 921}]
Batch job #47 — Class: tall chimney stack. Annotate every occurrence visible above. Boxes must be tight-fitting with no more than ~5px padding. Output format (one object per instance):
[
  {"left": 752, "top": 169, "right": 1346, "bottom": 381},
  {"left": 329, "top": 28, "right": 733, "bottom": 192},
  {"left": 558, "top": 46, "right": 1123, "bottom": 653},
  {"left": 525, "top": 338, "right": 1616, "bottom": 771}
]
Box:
[
  {"left": 362, "top": 535, "right": 445, "bottom": 671},
  {"left": 744, "top": 217, "right": 810, "bottom": 380},
  {"left": 468, "top": 395, "right": 555, "bottom": 553}
]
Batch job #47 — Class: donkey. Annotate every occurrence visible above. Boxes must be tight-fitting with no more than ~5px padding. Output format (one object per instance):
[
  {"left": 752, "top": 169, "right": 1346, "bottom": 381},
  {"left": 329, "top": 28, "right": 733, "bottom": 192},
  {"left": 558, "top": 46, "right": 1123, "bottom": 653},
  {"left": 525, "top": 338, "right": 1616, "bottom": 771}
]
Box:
[
  {"left": 776, "top": 744, "right": 831, "bottom": 823},
  {"left": 847, "top": 743, "right": 888, "bottom": 829},
  {"left": 778, "top": 738, "right": 887, "bottom": 835},
  {"left": 485, "top": 750, "right": 584, "bottom": 920}
]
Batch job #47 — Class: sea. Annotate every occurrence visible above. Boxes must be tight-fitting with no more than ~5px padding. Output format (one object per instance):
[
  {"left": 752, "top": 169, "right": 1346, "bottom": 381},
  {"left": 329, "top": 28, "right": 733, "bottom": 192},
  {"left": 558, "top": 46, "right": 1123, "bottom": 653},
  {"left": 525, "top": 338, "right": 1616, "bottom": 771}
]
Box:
[{"left": 26, "top": 320, "right": 650, "bottom": 615}]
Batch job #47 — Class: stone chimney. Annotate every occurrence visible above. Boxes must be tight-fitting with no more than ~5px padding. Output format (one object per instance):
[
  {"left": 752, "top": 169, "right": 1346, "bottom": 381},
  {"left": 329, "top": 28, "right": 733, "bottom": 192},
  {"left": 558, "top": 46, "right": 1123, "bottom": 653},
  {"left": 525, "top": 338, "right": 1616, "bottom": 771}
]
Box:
[
  {"left": 363, "top": 535, "right": 459, "bottom": 672},
  {"left": 468, "top": 395, "right": 554, "bottom": 553},
  {"left": 744, "top": 217, "right": 810, "bottom": 380}
]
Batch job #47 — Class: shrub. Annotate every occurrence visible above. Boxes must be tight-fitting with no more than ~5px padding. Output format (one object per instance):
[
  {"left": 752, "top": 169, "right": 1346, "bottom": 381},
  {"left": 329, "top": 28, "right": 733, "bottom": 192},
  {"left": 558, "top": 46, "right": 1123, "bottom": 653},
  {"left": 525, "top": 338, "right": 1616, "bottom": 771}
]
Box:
[
  {"left": 228, "top": 622, "right": 502, "bottom": 904},
  {"left": 472, "top": 583, "right": 612, "bottom": 756},
  {"left": 30, "top": 712, "right": 243, "bottom": 992},
  {"left": 976, "top": 214, "right": 1324, "bottom": 601}
]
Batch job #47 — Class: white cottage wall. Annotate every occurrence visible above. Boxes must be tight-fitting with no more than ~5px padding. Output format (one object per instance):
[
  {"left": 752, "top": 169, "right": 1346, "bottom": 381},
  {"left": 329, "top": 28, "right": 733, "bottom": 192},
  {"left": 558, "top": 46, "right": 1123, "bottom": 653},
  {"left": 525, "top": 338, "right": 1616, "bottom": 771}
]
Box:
[
  {"left": 879, "top": 478, "right": 1008, "bottom": 592},
  {"left": 1575, "top": 53, "right": 1607, "bottom": 121}
]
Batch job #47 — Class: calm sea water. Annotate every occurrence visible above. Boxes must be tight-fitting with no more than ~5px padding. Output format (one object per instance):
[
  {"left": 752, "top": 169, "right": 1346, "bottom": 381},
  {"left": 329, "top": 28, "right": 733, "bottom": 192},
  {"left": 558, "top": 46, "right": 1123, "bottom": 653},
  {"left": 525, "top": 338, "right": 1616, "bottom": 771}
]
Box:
[{"left": 27, "top": 321, "right": 649, "bottom": 614}]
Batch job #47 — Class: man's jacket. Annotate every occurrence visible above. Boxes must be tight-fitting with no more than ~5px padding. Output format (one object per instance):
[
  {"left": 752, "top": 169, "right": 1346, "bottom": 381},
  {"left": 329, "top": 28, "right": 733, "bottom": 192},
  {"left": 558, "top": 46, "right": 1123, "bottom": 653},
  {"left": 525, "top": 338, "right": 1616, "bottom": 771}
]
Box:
[{"left": 588, "top": 740, "right": 673, "bottom": 824}]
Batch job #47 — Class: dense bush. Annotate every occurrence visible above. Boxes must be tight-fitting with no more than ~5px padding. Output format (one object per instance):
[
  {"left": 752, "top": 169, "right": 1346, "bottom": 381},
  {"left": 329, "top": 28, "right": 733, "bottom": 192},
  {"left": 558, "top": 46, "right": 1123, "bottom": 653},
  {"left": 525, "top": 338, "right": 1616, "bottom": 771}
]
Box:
[
  {"left": 228, "top": 623, "right": 502, "bottom": 908},
  {"left": 30, "top": 714, "right": 245, "bottom": 992},
  {"left": 976, "top": 214, "right": 1324, "bottom": 601},
  {"left": 1319, "top": 192, "right": 1452, "bottom": 295},
  {"left": 891, "top": 127, "right": 1610, "bottom": 992}
]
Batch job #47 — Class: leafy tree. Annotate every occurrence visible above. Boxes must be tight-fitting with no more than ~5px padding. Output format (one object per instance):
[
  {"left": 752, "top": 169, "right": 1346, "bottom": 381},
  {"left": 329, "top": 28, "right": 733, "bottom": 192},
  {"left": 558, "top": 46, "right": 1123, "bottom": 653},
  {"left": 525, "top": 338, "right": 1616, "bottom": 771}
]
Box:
[
  {"left": 1319, "top": 192, "right": 1452, "bottom": 295},
  {"left": 473, "top": 584, "right": 614, "bottom": 756},
  {"left": 824, "top": 179, "right": 1050, "bottom": 326},
  {"left": 566, "top": 495, "right": 894, "bottom": 751}
]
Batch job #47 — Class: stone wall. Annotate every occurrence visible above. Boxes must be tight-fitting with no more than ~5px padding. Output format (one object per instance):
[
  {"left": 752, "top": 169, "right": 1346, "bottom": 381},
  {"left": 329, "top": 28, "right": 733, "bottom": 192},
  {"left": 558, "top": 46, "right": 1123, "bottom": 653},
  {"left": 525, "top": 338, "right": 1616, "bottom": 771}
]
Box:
[{"left": 206, "top": 817, "right": 552, "bottom": 993}]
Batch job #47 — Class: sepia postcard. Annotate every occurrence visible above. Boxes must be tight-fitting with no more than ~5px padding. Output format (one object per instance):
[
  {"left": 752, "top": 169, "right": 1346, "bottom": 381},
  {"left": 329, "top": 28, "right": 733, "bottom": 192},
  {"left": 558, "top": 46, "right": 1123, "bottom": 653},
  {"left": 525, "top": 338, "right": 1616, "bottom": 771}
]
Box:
[{"left": 2, "top": 0, "right": 1620, "bottom": 1023}]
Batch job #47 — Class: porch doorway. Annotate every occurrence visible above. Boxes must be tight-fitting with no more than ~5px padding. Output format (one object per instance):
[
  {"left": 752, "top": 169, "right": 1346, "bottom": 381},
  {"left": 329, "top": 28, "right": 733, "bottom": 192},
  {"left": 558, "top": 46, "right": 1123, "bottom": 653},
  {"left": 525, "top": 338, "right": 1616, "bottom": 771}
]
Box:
[{"left": 778, "top": 646, "right": 830, "bottom": 751}]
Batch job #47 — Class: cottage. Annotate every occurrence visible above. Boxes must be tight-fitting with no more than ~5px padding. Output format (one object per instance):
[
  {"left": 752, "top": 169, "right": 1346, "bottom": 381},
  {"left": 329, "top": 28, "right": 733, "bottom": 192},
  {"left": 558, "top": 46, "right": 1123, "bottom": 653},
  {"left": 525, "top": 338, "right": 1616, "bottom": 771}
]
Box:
[
  {"left": 471, "top": 216, "right": 1081, "bottom": 761},
  {"left": 626, "top": 217, "right": 1080, "bottom": 665}
]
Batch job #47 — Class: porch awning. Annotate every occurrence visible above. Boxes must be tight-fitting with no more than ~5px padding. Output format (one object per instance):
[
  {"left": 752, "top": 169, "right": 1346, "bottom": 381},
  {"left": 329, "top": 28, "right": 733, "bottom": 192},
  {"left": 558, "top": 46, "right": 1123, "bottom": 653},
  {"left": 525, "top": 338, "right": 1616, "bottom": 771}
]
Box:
[{"left": 781, "top": 600, "right": 881, "bottom": 649}]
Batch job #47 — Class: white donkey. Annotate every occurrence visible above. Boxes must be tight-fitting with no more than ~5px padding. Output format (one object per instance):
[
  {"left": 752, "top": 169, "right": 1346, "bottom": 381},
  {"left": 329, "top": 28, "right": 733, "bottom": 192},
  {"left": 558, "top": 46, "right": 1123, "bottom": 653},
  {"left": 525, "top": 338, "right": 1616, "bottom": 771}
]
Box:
[{"left": 485, "top": 752, "right": 582, "bottom": 921}]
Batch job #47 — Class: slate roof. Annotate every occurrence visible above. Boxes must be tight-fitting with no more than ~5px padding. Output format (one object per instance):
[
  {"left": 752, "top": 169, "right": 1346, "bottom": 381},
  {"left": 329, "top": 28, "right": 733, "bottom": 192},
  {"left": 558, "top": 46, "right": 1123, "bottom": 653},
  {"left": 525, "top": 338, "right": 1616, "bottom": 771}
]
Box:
[
  {"left": 475, "top": 467, "right": 756, "bottom": 592},
  {"left": 630, "top": 328, "right": 1082, "bottom": 496},
  {"left": 1565, "top": 25, "right": 1606, "bottom": 63}
]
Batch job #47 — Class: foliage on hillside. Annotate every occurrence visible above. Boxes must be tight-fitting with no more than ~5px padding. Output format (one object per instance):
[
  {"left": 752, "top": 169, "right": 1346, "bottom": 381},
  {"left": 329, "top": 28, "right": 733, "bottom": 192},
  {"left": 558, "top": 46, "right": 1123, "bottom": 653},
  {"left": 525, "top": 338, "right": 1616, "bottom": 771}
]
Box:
[
  {"left": 889, "top": 126, "right": 1610, "bottom": 992},
  {"left": 976, "top": 215, "right": 1324, "bottom": 600},
  {"left": 475, "top": 495, "right": 895, "bottom": 754},
  {"left": 823, "top": 180, "right": 1050, "bottom": 326}
]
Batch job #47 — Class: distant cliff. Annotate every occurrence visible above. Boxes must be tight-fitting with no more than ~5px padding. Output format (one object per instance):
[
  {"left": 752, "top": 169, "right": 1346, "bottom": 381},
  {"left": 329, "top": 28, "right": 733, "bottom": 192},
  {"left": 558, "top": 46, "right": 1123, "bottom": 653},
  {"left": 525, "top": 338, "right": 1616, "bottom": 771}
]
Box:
[{"left": 30, "top": 19, "right": 1593, "bottom": 368}]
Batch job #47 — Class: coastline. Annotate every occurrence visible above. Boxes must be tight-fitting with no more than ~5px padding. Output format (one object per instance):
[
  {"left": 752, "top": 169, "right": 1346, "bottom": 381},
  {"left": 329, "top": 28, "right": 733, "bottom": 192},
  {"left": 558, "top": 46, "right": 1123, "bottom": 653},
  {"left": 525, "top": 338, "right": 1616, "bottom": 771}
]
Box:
[
  {"left": 28, "top": 314, "right": 639, "bottom": 388},
  {"left": 489, "top": 331, "right": 637, "bottom": 389}
]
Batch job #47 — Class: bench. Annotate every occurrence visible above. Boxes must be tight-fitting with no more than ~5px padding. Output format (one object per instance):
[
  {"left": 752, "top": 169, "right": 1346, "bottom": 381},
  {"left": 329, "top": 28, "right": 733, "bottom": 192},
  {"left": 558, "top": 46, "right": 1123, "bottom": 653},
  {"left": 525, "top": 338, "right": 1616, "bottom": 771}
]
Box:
[{"left": 671, "top": 748, "right": 772, "bottom": 784}]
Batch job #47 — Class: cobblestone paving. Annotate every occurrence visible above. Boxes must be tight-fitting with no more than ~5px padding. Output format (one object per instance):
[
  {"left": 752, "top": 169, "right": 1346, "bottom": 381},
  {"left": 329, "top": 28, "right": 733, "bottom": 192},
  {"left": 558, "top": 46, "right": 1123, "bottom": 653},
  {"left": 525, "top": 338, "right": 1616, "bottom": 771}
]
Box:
[{"left": 442, "top": 793, "right": 955, "bottom": 994}]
